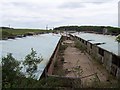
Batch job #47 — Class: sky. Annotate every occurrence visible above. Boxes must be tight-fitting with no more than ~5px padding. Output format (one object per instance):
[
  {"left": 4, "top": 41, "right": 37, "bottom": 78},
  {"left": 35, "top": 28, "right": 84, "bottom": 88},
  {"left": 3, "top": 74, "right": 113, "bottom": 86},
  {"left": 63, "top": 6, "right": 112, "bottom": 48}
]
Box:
[{"left": 0, "top": 0, "right": 119, "bottom": 29}]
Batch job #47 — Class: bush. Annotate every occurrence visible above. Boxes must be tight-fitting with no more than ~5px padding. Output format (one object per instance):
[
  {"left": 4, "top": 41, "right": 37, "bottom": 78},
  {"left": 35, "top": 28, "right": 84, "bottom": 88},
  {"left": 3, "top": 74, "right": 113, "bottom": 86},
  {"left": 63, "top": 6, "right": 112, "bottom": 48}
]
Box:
[
  {"left": 2, "top": 49, "right": 43, "bottom": 88},
  {"left": 59, "top": 44, "right": 68, "bottom": 53},
  {"left": 2, "top": 53, "right": 23, "bottom": 88},
  {"left": 23, "top": 48, "right": 43, "bottom": 78},
  {"left": 116, "top": 34, "right": 120, "bottom": 43},
  {"left": 1, "top": 31, "right": 14, "bottom": 39}
]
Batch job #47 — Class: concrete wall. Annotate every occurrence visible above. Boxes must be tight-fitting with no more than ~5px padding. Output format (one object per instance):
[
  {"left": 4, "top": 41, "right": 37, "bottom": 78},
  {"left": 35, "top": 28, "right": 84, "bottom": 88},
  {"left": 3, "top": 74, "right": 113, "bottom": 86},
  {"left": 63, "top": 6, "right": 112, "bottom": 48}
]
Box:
[
  {"left": 111, "top": 64, "right": 118, "bottom": 76},
  {"left": 112, "top": 65, "right": 120, "bottom": 79},
  {"left": 111, "top": 54, "right": 120, "bottom": 79},
  {"left": 103, "top": 51, "right": 112, "bottom": 72},
  {"left": 116, "top": 68, "right": 120, "bottom": 79},
  {"left": 71, "top": 34, "right": 120, "bottom": 79},
  {"left": 47, "top": 38, "right": 61, "bottom": 75},
  {"left": 40, "top": 36, "right": 62, "bottom": 79},
  {"left": 119, "top": 43, "right": 120, "bottom": 56}
]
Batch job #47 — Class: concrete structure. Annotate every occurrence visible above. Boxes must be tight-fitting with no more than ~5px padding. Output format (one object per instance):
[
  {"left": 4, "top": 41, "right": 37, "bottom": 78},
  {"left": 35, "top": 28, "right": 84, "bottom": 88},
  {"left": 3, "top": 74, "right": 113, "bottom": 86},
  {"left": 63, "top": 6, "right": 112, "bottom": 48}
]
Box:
[
  {"left": 40, "top": 36, "right": 63, "bottom": 78},
  {"left": 40, "top": 35, "right": 82, "bottom": 87},
  {"left": 70, "top": 32, "right": 120, "bottom": 79}
]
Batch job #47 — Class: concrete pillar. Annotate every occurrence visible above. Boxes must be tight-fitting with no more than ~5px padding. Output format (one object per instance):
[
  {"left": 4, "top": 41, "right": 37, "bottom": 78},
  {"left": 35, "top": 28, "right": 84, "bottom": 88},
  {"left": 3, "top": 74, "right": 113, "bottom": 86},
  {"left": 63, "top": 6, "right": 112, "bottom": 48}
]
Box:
[{"left": 116, "top": 68, "right": 120, "bottom": 79}]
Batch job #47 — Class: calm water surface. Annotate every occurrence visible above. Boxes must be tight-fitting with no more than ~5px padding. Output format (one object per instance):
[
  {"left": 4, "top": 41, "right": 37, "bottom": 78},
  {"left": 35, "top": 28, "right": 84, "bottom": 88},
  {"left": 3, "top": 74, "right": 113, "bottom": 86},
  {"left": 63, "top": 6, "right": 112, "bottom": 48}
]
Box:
[{"left": 0, "top": 33, "right": 61, "bottom": 80}]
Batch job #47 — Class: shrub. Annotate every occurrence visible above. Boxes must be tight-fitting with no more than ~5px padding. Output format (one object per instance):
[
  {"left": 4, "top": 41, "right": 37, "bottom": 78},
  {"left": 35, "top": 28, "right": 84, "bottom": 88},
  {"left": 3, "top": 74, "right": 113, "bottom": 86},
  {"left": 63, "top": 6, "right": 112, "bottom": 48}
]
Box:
[
  {"left": 75, "top": 40, "right": 86, "bottom": 53},
  {"left": 116, "top": 34, "right": 120, "bottom": 43},
  {"left": 2, "top": 49, "right": 43, "bottom": 88},
  {"left": 59, "top": 44, "right": 68, "bottom": 51},
  {"left": 2, "top": 53, "right": 23, "bottom": 88},
  {"left": 23, "top": 48, "right": 43, "bottom": 78}
]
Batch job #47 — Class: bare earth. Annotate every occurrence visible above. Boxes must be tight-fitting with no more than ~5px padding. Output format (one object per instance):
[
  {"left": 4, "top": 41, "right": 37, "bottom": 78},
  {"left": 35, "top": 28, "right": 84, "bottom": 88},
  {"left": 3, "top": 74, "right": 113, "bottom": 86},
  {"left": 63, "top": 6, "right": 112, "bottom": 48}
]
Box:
[{"left": 62, "top": 40, "right": 112, "bottom": 86}]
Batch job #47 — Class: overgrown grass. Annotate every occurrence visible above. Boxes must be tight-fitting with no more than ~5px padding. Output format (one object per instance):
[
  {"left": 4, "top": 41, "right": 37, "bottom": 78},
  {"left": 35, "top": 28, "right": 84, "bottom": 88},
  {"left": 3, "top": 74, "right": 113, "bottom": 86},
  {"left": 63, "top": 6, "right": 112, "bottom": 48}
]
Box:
[
  {"left": 74, "top": 40, "right": 86, "bottom": 53},
  {"left": 0, "top": 66, "right": 2, "bottom": 89},
  {"left": 1, "top": 31, "right": 15, "bottom": 39},
  {"left": 59, "top": 44, "right": 68, "bottom": 53},
  {"left": 53, "top": 42, "right": 67, "bottom": 76}
]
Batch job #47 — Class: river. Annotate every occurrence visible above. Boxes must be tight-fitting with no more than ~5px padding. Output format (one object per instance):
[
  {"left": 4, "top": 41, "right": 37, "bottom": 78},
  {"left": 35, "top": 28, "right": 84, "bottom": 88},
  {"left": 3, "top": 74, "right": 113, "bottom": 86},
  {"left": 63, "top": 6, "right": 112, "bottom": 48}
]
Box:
[{"left": 0, "top": 33, "right": 61, "bottom": 80}]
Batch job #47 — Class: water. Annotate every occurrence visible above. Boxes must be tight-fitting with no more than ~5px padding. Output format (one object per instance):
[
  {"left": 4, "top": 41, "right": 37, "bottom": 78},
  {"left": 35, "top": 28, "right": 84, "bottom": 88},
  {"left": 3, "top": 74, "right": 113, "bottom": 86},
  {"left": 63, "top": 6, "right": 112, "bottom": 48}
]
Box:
[
  {"left": 0, "top": 33, "right": 61, "bottom": 80},
  {"left": 72, "top": 32, "right": 118, "bottom": 56}
]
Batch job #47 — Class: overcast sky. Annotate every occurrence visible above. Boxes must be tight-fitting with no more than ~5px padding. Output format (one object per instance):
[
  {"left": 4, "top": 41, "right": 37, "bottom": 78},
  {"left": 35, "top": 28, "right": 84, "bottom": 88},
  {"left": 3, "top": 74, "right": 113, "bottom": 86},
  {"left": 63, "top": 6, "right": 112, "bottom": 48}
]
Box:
[{"left": 0, "top": 0, "right": 119, "bottom": 29}]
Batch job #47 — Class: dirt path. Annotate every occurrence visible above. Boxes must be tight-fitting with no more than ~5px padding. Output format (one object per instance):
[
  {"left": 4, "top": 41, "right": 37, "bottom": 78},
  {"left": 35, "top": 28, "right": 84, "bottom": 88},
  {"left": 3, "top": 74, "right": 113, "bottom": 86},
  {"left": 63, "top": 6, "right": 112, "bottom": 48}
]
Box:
[{"left": 63, "top": 40, "right": 111, "bottom": 87}]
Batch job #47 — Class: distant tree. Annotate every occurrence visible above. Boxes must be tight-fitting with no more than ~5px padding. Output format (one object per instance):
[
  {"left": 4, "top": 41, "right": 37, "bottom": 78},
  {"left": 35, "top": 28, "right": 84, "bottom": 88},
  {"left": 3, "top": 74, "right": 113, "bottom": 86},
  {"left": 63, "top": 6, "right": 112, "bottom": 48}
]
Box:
[
  {"left": 53, "top": 25, "right": 120, "bottom": 34},
  {"left": 0, "top": 27, "right": 11, "bottom": 29},
  {"left": 23, "top": 48, "right": 43, "bottom": 78}
]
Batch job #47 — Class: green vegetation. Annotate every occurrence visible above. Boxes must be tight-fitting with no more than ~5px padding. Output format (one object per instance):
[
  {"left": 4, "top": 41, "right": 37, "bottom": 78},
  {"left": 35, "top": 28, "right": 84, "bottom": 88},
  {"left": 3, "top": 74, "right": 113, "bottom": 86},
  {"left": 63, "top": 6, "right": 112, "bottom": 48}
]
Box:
[
  {"left": 1, "top": 28, "right": 50, "bottom": 35},
  {"left": 53, "top": 43, "right": 67, "bottom": 76},
  {"left": 2, "top": 53, "right": 24, "bottom": 88},
  {"left": 0, "top": 27, "right": 54, "bottom": 39},
  {"left": 54, "top": 26, "right": 120, "bottom": 35},
  {"left": 2, "top": 49, "right": 76, "bottom": 89},
  {"left": 59, "top": 44, "right": 68, "bottom": 53},
  {"left": 116, "top": 34, "right": 120, "bottom": 43},
  {"left": 0, "top": 31, "right": 15, "bottom": 39},
  {"left": 2, "top": 49, "right": 43, "bottom": 88},
  {"left": 23, "top": 48, "right": 43, "bottom": 78},
  {"left": 75, "top": 40, "right": 86, "bottom": 53}
]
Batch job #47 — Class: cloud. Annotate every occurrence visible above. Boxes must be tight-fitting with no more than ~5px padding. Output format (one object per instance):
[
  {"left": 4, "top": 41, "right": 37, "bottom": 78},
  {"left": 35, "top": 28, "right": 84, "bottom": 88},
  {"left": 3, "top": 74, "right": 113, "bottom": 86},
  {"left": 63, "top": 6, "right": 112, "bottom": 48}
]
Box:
[
  {"left": 80, "top": 0, "right": 116, "bottom": 3},
  {"left": 10, "top": 2, "right": 32, "bottom": 7},
  {"left": 59, "top": 2, "right": 85, "bottom": 9},
  {"left": 90, "top": 2, "right": 105, "bottom": 4},
  {"left": 0, "top": 0, "right": 119, "bottom": 28}
]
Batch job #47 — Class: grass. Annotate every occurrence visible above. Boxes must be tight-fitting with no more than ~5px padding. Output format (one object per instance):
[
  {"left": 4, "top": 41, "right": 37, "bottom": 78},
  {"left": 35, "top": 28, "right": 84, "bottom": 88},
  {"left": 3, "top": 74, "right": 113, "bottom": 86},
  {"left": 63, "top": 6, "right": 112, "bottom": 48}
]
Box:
[
  {"left": 74, "top": 40, "right": 86, "bottom": 53},
  {"left": 0, "top": 66, "right": 1, "bottom": 89},
  {"left": 0, "top": 28, "right": 54, "bottom": 39},
  {"left": 53, "top": 41, "right": 68, "bottom": 76},
  {"left": 1, "top": 28, "right": 52, "bottom": 35},
  {"left": 59, "top": 44, "right": 68, "bottom": 53}
]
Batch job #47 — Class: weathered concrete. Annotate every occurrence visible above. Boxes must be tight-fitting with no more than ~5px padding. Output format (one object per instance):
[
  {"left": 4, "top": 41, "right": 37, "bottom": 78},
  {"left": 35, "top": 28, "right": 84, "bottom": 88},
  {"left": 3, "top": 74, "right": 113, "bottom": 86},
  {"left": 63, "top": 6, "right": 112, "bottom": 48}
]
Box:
[
  {"left": 40, "top": 36, "right": 62, "bottom": 78},
  {"left": 62, "top": 41, "right": 110, "bottom": 86},
  {"left": 71, "top": 34, "right": 120, "bottom": 79}
]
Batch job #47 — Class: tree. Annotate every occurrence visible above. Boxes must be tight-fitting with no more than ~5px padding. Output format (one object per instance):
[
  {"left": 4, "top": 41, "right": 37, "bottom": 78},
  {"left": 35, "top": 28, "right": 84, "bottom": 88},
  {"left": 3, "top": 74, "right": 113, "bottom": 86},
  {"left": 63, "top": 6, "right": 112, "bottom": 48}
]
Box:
[
  {"left": 2, "top": 53, "right": 22, "bottom": 88},
  {"left": 23, "top": 48, "right": 43, "bottom": 78},
  {"left": 116, "top": 34, "right": 120, "bottom": 43},
  {"left": 116, "top": 34, "right": 120, "bottom": 56},
  {"left": 2, "top": 49, "right": 43, "bottom": 88}
]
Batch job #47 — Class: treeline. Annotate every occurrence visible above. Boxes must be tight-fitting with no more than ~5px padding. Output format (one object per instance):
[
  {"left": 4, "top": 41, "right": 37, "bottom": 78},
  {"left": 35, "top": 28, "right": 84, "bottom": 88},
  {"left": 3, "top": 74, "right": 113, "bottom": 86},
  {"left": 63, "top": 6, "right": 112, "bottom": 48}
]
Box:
[
  {"left": 54, "top": 26, "right": 120, "bottom": 35},
  {"left": 0, "top": 27, "right": 14, "bottom": 29}
]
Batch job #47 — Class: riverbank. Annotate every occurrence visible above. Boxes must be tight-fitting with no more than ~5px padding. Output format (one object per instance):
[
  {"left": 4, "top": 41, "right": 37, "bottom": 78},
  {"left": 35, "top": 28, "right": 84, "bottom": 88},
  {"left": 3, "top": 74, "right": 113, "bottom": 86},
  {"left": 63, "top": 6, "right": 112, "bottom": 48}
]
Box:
[{"left": 0, "top": 28, "right": 54, "bottom": 40}]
